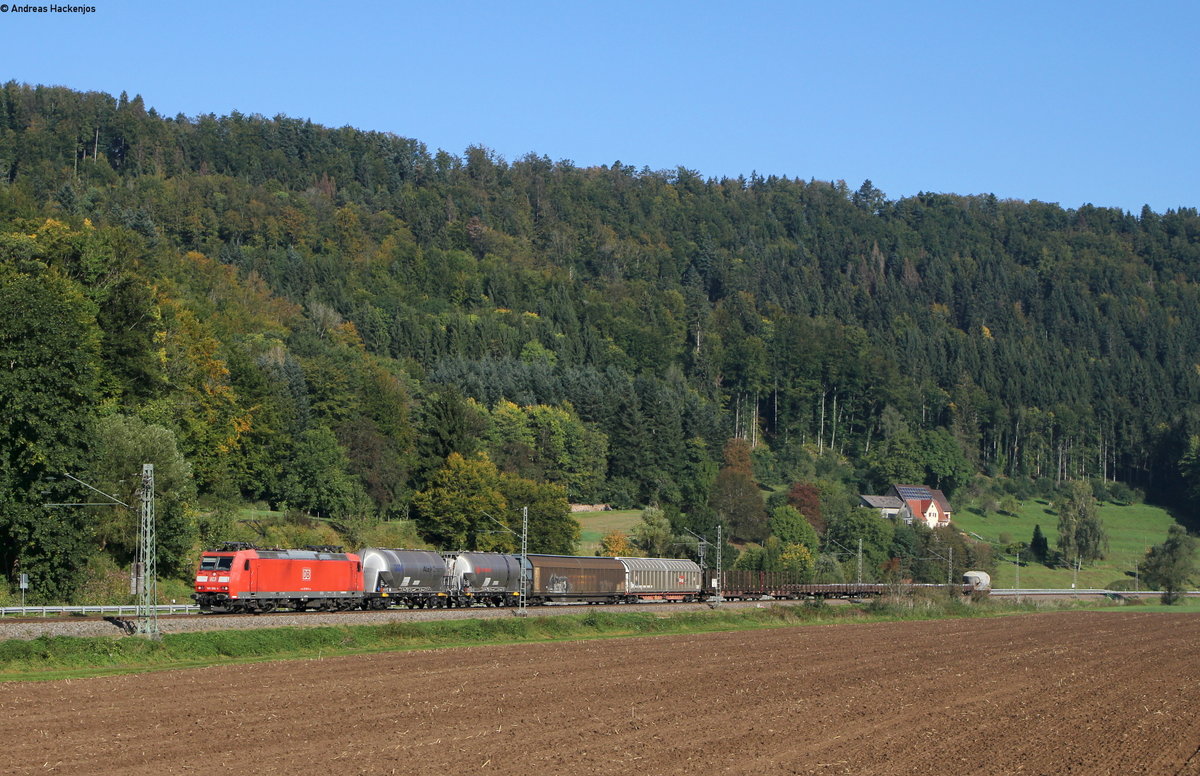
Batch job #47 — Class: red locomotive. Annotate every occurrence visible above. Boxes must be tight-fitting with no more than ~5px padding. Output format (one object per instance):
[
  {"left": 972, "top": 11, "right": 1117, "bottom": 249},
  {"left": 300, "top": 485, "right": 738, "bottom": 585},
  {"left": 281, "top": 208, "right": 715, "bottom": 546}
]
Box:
[{"left": 193, "top": 544, "right": 363, "bottom": 613}]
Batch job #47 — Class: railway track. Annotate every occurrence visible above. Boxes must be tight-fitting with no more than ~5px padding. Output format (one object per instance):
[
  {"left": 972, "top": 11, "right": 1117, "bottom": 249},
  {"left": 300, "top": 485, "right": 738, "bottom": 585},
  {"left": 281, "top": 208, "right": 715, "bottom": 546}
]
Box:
[{"left": 5, "top": 589, "right": 1192, "bottom": 641}]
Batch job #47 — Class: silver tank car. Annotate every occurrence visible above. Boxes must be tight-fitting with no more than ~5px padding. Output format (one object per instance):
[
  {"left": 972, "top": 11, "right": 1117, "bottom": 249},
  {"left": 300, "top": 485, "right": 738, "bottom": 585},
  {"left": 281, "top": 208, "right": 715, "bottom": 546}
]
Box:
[
  {"left": 617, "top": 557, "right": 702, "bottom": 600},
  {"left": 446, "top": 552, "right": 523, "bottom": 606},
  {"left": 359, "top": 548, "right": 449, "bottom": 608},
  {"left": 963, "top": 570, "right": 992, "bottom": 590}
]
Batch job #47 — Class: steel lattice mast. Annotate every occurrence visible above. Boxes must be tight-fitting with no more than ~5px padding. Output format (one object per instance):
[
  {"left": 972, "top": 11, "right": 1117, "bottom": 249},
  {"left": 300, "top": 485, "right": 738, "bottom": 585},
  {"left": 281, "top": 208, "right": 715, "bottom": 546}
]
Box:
[
  {"left": 519, "top": 505, "right": 528, "bottom": 616},
  {"left": 134, "top": 463, "right": 159, "bottom": 639}
]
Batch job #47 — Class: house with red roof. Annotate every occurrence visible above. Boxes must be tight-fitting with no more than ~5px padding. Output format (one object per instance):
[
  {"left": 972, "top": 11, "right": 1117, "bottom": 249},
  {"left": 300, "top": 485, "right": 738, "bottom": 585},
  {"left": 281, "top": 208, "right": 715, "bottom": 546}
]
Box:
[{"left": 859, "top": 484, "right": 952, "bottom": 528}]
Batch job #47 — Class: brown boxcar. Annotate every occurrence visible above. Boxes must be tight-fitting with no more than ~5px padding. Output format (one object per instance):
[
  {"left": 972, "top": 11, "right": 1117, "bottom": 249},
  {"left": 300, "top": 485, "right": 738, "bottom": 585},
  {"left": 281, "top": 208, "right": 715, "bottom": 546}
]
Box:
[{"left": 525, "top": 555, "right": 626, "bottom": 603}]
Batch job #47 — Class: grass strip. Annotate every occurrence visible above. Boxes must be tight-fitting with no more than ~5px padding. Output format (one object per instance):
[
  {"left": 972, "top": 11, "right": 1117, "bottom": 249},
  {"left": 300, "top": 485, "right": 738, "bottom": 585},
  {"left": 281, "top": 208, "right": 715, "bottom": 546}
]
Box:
[{"left": 0, "top": 595, "right": 1174, "bottom": 683}]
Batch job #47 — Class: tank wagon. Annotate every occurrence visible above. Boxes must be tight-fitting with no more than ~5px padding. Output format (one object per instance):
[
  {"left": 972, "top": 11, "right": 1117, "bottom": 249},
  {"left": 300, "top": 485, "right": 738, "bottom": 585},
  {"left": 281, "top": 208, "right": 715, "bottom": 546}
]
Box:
[
  {"left": 448, "top": 552, "right": 523, "bottom": 606},
  {"left": 963, "top": 570, "right": 991, "bottom": 590},
  {"left": 361, "top": 548, "right": 452, "bottom": 609}
]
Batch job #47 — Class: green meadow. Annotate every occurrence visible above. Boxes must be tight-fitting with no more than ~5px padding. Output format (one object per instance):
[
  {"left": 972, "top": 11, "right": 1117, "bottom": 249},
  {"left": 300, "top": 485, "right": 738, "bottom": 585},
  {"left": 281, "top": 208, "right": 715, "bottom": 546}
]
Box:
[
  {"left": 575, "top": 509, "right": 642, "bottom": 555},
  {"left": 953, "top": 500, "right": 1186, "bottom": 590}
]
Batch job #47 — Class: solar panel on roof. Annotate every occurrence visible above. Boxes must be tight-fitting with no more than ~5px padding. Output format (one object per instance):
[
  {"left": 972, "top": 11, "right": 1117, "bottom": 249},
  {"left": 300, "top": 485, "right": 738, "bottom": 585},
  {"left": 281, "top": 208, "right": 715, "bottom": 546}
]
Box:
[{"left": 896, "top": 486, "right": 932, "bottom": 501}]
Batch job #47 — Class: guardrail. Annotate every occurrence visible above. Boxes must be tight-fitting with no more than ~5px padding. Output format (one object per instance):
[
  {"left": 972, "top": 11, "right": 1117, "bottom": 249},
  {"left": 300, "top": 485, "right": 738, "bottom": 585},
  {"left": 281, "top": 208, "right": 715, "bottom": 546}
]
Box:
[
  {"left": 0, "top": 604, "right": 200, "bottom": 617},
  {"left": 990, "top": 588, "right": 1128, "bottom": 595},
  {"left": 989, "top": 588, "right": 1200, "bottom": 597}
]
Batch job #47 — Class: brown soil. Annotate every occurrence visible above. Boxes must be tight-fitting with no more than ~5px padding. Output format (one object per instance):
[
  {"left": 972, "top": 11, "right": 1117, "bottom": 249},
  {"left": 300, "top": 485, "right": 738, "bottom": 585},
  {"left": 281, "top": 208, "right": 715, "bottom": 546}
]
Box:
[{"left": 2, "top": 611, "right": 1198, "bottom": 775}]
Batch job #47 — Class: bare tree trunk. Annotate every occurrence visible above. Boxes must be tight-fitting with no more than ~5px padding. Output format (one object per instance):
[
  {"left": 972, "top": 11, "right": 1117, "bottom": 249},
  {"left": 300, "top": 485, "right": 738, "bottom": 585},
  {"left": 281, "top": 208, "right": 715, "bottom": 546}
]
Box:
[
  {"left": 1012, "top": 414, "right": 1021, "bottom": 478},
  {"left": 818, "top": 391, "right": 826, "bottom": 453},
  {"left": 830, "top": 392, "right": 838, "bottom": 455},
  {"left": 752, "top": 390, "right": 759, "bottom": 448}
]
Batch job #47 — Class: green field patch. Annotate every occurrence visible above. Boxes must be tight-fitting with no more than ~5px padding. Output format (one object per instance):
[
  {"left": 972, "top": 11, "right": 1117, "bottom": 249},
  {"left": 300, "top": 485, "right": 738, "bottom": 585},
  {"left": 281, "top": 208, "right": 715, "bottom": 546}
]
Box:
[
  {"left": 575, "top": 509, "right": 642, "bottom": 554},
  {"left": 1095, "top": 595, "right": 1200, "bottom": 612},
  {"left": 953, "top": 500, "right": 1188, "bottom": 590}
]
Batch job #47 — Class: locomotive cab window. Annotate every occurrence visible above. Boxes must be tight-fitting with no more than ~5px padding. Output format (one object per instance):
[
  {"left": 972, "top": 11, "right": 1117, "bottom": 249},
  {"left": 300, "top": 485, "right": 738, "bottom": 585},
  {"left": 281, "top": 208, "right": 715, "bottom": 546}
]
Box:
[{"left": 200, "top": 556, "right": 234, "bottom": 571}]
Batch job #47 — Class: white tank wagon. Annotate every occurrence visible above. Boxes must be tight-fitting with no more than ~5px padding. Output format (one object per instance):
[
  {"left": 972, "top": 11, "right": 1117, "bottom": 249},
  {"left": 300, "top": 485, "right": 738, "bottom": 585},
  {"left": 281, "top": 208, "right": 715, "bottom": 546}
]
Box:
[
  {"left": 616, "top": 557, "right": 703, "bottom": 602},
  {"left": 963, "top": 570, "right": 992, "bottom": 591},
  {"left": 446, "top": 552, "right": 523, "bottom": 606},
  {"left": 360, "top": 548, "right": 452, "bottom": 608}
]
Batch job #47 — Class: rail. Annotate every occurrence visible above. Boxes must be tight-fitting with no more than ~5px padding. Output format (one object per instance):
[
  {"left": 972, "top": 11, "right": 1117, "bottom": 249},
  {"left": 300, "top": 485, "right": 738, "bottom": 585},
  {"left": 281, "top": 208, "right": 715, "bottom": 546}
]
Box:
[{"left": 0, "top": 603, "right": 200, "bottom": 617}]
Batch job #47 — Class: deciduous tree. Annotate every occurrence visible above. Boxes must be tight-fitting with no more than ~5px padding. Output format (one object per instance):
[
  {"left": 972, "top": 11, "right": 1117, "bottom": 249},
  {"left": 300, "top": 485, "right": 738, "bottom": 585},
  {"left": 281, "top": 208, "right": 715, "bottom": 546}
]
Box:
[
  {"left": 785, "top": 482, "right": 824, "bottom": 533},
  {"left": 631, "top": 506, "right": 675, "bottom": 557},
  {"left": 413, "top": 452, "right": 508, "bottom": 551},
  {"left": 1056, "top": 481, "right": 1108, "bottom": 564},
  {"left": 0, "top": 257, "right": 100, "bottom": 600},
  {"left": 497, "top": 473, "right": 578, "bottom": 555},
  {"left": 599, "top": 530, "right": 638, "bottom": 557},
  {"left": 1140, "top": 525, "right": 1197, "bottom": 604},
  {"left": 710, "top": 439, "right": 768, "bottom": 542},
  {"left": 88, "top": 414, "right": 198, "bottom": 576},
  {"left": 768, "top": 505, "right": 819, "bottom": 553}
]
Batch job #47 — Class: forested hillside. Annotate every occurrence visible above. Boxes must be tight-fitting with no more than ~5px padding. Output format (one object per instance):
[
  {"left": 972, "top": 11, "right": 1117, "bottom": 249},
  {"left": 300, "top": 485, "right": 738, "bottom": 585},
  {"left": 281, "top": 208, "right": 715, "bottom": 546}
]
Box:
[{"left": 2, "top": 83, "right": 1199, "bottom": 599}]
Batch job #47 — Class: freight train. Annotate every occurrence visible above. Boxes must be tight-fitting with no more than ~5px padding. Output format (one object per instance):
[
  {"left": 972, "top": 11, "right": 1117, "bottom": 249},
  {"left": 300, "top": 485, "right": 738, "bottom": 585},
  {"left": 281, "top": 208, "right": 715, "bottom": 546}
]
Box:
[{"left": 193, "top": 543, "right": 987, "bottom": 614}]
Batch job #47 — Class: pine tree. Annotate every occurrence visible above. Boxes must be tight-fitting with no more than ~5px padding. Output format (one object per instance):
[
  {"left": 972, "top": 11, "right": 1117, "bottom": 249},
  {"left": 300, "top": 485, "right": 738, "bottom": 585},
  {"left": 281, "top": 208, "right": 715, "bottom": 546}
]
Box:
[{"left": 1030, "top": 524, "right": 1050, "bottom": 563}]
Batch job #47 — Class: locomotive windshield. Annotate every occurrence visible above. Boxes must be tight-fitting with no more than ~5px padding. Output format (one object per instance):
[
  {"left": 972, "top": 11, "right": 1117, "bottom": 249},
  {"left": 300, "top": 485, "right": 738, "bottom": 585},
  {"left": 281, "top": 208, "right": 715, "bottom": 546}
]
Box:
[{"left": 200, "top": 556, "right": 234, "bottom": 571}]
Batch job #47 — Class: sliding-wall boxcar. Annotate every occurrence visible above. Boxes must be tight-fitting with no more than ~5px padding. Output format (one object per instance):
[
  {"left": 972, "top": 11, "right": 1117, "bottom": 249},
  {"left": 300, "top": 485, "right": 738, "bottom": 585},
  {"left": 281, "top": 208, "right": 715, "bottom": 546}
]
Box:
[
  {"left": 524, "top": 554, "right": 626, "bottom": 603},
  {"left": 618, "top": 557, "right": 702, "bottom": 602},
  {"left": 521, "top": 555, "right": 703, "bottom": 604}
]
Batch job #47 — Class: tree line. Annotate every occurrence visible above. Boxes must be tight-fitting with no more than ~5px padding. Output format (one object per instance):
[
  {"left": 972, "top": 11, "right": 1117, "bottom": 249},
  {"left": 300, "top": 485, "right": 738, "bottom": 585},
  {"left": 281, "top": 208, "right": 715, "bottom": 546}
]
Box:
[{"left": 1, "top": 83, "right": 1198, "bottom": 599}]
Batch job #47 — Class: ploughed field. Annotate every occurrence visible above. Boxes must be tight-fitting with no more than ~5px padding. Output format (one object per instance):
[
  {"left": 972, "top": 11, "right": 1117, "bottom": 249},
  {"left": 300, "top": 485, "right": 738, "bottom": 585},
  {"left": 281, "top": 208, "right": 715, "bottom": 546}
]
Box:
[{"left": 3, "top": 611, "right": 1198, "bottom": 775}]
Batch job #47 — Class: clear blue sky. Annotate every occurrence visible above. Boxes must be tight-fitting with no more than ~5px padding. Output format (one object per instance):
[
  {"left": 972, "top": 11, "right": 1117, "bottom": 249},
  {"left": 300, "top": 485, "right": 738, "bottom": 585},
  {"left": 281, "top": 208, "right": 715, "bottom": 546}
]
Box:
[{"left": 4, "top": 0, "right": 1197, "bottom": 213}]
